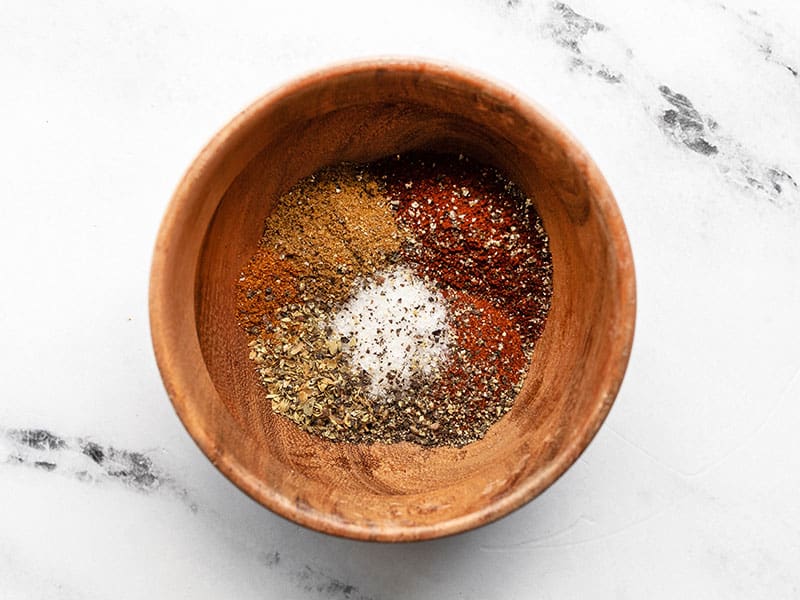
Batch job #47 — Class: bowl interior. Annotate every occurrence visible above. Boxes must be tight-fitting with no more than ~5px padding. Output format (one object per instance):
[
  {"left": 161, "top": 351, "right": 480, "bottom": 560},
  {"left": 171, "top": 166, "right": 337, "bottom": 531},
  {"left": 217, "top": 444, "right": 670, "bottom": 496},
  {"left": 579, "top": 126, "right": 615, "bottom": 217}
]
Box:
[{"left": 151, "top": 63, "right": 635, "bottom": 541}]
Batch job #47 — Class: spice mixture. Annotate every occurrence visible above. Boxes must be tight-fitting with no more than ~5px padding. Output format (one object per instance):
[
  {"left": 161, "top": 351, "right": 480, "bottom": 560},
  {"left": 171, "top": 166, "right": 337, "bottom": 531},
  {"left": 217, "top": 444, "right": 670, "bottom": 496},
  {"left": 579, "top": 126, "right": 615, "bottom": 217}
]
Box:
[{"left": 237, "top": 153, "right": 552, "bottom": 447}]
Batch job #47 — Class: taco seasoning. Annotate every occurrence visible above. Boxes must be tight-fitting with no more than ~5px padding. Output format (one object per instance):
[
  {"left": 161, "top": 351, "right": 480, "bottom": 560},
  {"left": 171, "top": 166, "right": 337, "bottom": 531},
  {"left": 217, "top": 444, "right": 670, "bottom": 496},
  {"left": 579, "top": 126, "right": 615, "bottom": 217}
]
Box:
[{"left": 236, "top": 153, "right": 552, "bottom": 447}]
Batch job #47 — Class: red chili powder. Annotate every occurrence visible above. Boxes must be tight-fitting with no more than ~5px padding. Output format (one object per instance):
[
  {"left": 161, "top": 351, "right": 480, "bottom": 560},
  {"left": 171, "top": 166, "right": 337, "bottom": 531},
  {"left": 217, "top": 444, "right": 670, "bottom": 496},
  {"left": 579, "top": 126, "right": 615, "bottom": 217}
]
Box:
[
  {"left": 442, "top": 288, "right": 528, "bottom": 421},
  {"left": 379, "top": 153, "right": 552, "bottom": 350}
]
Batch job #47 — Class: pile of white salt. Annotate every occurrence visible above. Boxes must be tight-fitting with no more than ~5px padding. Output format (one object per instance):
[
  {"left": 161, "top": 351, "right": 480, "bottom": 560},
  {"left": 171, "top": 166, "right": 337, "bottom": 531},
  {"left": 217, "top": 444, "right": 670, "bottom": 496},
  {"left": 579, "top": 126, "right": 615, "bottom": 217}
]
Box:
[{"left": 330, "top": 265, "right": 452, "bottom": 398}]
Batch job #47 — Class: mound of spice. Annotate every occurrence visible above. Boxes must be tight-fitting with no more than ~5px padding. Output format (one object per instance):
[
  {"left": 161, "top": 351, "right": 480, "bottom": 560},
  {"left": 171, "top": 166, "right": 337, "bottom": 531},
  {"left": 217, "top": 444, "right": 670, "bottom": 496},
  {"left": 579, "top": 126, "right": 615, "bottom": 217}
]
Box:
[{"left": 237, "top": 153, "right": 552, "bottom": 447}]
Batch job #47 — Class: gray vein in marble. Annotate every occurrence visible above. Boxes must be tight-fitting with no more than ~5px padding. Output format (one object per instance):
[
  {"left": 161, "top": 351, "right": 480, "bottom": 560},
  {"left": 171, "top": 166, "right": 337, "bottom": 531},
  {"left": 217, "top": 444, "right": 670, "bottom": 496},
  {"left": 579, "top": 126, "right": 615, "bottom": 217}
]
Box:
[
  {"left": 253, "top": 548, "right": 374, "bottom": 600},
  {"left": 10, "top": 428, "right": 67, "bottom": 451},
  {"left": 3, "top": 426, "right": 373, "bottom": 598},
  {"left": 2, "top": 427, "right": 196, "bottom": 509},
  {"left": 258, "top": 543, "right": 374, "bottom": 599},
  {"left": 654, "top": 84, "right": 796, "bottom": 199},
  {"left": 501, "top": 0, "right": 798, "bottom": 204},
  {"left": 294, "top": 565, "right": 374, "bottom": 600},
  {"left": 658, "top": 85, "right": 719, "bottom": 156},
  {"left": 757, "top": 35, "right": 799, "bottom": 79},
  {"left": 544, "top": 2, "right": 623, "bottom": 84},
  {"left": 718, "top": 3, "right": 799, "bottom": 80},
  {"left": 258, "top": 548, "right": 375, "bottom": 600},
  {"left": 547, "top": 2, "right": 605, "bottom": 51}
]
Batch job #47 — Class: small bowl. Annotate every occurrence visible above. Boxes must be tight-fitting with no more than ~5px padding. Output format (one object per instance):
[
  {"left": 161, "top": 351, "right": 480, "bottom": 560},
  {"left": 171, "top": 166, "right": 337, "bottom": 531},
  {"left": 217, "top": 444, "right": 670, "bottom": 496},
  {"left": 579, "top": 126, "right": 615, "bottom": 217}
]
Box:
[{"left": 150, "top": 60, "right": 635, "bottom": 541}]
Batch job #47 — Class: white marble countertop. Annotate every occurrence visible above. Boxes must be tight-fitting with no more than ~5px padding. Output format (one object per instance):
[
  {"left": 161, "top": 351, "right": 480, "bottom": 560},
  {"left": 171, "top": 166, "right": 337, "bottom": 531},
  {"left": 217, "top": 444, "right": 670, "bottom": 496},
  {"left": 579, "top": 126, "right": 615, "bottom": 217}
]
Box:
[{"left": 2, "top": 1, "right": 799, "bottom": 597}]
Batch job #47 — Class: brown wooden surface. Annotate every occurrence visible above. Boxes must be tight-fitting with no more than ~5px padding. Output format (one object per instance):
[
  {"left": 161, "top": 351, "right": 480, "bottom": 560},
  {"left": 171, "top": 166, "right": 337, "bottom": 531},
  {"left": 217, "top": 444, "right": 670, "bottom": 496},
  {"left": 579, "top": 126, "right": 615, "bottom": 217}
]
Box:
[{"left": 149, "top": 60, "right": 636, "bottom": 542}]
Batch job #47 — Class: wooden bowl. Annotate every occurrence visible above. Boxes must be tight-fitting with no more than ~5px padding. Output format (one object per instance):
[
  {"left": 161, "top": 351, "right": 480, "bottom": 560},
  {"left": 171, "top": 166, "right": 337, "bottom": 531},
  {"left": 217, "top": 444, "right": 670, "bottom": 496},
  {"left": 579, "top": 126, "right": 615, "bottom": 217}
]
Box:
[{"left": 150, "top": 60, "right": 635, "bottom": 541}]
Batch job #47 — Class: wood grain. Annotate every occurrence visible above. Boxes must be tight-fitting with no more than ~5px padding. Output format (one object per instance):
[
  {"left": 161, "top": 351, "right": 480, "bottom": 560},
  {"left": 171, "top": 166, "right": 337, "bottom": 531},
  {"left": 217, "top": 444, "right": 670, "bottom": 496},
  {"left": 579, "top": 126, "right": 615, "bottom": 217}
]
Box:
[{"left": 149, "top": 60, "right": 636, "bottom": 541}]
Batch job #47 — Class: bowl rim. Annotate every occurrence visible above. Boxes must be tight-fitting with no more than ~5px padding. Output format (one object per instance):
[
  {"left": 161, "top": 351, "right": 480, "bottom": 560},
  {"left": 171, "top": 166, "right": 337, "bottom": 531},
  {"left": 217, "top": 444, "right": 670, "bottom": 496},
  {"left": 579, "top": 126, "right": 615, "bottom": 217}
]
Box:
[{"left": 149, "top": 58, "right": 636, "bottom": 542}]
